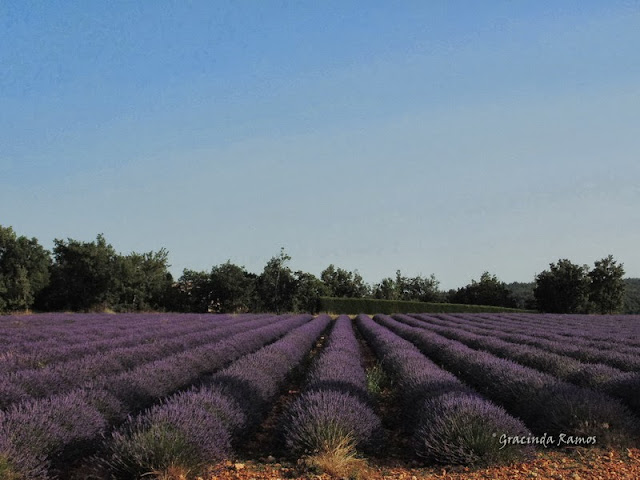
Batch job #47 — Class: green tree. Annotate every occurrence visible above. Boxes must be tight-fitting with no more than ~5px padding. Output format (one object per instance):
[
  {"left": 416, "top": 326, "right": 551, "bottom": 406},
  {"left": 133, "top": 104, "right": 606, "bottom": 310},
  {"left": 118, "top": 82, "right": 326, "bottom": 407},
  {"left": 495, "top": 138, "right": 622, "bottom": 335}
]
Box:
[
  {"left": 320, "top": 264, "right": 370, "bottom": 298},
  {"left": 257, "top": 248, "right": 296, "bottom": 313},
  {"left": 395, "top": 270, "right": 440, "bottom": 302},
  {"left": 114, "top": 248, "right": 173, "bottom": 311},
  {"left": 450, "top": 272, "right": 516, "bottom": 308},
  {"left": 171, "top": 269, "right": 213, "bottom": 313},
  {"left": 588, "top": 255, "right": 625, "bottom": 314},
  {"left": 0, "top": 225, "right": 51, "bottom": 312},
  {"left": 373, "top": 277, "right": 398, "bottom": 300},
  {"left": 533, "top": 259, "right": 590, "bottom": 313},
  {"left": 293, "top": 271, "right": 329, "bottom": 313},
  {"left": 38, "top": 234, "right": 118, "bottom": 311},
  {"left": 209, "top": 261, "right": 256, "bottom": 313}
]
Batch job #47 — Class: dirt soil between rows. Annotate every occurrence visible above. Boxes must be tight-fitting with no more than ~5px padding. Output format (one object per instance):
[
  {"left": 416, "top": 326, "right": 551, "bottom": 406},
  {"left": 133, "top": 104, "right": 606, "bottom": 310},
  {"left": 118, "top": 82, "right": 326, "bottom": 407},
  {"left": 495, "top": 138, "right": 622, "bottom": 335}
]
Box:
[{"left": 195, "top": 447, "right": 639, "bottom": 480}]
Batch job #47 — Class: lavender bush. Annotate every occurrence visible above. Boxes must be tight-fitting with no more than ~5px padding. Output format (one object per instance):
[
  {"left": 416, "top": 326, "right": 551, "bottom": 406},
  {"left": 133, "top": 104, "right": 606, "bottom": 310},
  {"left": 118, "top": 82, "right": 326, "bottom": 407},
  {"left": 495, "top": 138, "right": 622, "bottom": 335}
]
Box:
[
  {"left": 0, "top": 433, "right": 49, "bottom": 480},
  {"left": 416, "top": 393, "right": 533, "bottom": 465},
  {"left": 104, "top": 402, "right": 231, "bottom": 479},
  {"left": 285, "top": 390, "right": 381, "bottom": 454},
  {"left": 0, "top": 390, "right": 107, "bottom": 478},
  {"left": 603, "top": 372, "right": 640, "bottom": 416}
]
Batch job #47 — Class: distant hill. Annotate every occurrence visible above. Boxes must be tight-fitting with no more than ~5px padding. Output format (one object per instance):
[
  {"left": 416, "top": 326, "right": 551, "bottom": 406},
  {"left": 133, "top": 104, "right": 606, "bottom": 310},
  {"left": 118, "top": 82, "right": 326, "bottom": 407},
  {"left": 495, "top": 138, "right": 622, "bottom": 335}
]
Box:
[{"left": 506, "top": 279, "right": 640, "bottom": 314}]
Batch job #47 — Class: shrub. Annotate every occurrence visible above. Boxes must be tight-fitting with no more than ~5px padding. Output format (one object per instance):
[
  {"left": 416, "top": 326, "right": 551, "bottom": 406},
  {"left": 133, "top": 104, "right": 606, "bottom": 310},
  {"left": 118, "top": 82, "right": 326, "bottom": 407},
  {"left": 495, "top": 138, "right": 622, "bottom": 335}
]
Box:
[
  {"left": 0, "top": 380, "right": 27, "bottom": 412},
  {"left": 284, "top": 390, "right": 382, "bottom": 454},
  {"left": 0, "top": 435, "right": 49, "bottom": 480},
  {"left": 103, "top": 402, "right": 231, "bottom": 479},
  {"left": 168, "top": 387, "right": 246, "bottom": 436},
  {"left": 0, "top": 391, "right": 107, "bottom": 478},
  {"left": 604, "top": 372, "right": 640, "bottom": 415},
  {"left": 415, "top": 393, "right": 534, "bottom": 465}
]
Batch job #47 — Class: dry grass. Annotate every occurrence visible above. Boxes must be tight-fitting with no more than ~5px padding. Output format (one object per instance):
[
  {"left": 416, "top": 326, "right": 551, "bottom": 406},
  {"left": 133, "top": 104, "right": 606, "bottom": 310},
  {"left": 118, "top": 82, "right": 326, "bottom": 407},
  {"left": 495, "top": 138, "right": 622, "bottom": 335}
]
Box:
[
  {"left": 301, "top": 435, "right": 371, "bottom": 480},
  {"left": 143, "top": 465, "right": 192, "bottom": 479},
  {"left": 0, "top": 456, "right": 21, "bottom": 480}
]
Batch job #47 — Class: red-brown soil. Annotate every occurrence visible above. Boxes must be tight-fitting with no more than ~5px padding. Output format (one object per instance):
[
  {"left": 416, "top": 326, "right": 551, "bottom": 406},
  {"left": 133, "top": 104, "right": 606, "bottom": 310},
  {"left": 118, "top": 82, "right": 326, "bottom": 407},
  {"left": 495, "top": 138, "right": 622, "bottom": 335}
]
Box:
[{"left": 199, "top": 447, "right": 639, "bottom": 480}]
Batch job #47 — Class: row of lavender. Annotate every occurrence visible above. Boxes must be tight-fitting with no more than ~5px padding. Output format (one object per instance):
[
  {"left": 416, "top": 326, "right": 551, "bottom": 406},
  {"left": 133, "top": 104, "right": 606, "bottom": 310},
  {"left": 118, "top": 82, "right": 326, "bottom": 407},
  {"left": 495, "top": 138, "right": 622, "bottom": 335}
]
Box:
[
  {"left": 0, "top": 313, "right": 232, "bottom": 351},
  {"left": 101, "top": 315, "right": 331, "bottom": 479},
  {"left": 0, "top": 314, "right": 282, "bottom": 409},
  {"left": 101, "top": 314, "right": 541, "bottom": 474},
  {"left": 462, "top": 313, "right": 640, "bottom": 357},
  {"left": 99, "top": 313, "right": 638, "bottom": 475},
  {"left": 282, "top": 315, "right": 382, "bottom": 455},
  {"left": 471, "top": 313, "right": 640, "bottom": 348},
  {"left": 426, "top": 313, "right": 640, "bottom": 371},
  {"left": 375, "top": 314, "right": 639, "bottom": 446},
  {"left": 2, "top": 312, "right": 638, "bottom": 478},
  {"left": 0, "top": 314, "right": 313, "bottom": 479},
  {"left": 355, "top": 314, "right": 533, "bottom": 465},
  {"left": 0, "top": 314, "right": 263, "bottom": 372},
  {"left": 509, "top": 312, "right": 640, "bottom": 337},
  {"left": 481, "top": 312, "right": 640, "bottom": 353},
  {"left": 100, "top": 315, "right": 381, "bottom": 477},
  {"left": 103, "top": 312, "right": 529, "bottom": 474},
  {"left": 397, "top": 314, "right": 640, "bottom": 415}
]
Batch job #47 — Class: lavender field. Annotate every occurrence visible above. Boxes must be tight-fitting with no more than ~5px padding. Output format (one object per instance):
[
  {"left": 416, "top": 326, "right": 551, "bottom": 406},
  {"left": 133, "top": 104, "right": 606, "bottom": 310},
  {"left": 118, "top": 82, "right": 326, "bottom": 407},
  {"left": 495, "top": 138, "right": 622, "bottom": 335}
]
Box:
[{"left": 0, "top": 312, "right": 639, "bottom": 479}]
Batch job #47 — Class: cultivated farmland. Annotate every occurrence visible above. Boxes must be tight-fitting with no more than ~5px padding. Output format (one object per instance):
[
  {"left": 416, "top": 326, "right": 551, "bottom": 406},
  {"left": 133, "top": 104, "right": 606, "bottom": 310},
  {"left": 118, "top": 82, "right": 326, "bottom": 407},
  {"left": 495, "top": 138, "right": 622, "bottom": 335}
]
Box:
[{"left": 0, "top": 313, "right": 638, "bottom": 479}]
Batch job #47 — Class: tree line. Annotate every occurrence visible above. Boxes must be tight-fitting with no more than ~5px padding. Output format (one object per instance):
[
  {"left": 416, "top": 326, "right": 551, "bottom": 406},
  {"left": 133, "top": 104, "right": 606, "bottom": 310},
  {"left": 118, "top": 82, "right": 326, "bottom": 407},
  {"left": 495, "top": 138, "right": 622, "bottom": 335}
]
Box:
[{"left": 0, "top": 225, "right": 628, "bottom": 314}]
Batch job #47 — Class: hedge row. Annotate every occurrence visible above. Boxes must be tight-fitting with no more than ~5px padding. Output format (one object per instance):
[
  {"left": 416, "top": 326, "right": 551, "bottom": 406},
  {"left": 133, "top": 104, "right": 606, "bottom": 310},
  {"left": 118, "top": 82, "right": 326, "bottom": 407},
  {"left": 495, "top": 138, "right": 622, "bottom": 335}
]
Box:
[{"left": 318, "top": 297, "right": 531, "bottom": 314}]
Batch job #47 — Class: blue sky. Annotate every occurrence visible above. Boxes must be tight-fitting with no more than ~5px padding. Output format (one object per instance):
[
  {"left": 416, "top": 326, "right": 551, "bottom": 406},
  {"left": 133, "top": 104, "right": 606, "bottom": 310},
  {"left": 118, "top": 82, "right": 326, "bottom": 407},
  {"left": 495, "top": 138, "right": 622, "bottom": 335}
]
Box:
[{"left": 2, "top": 1, "right": 639, "bottom": 289}]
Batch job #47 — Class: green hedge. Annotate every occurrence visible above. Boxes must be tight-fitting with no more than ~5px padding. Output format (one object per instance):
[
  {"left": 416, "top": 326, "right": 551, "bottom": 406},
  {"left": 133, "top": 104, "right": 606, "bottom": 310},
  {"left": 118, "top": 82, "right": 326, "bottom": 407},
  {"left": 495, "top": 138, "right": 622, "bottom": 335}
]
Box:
[{"left": 318, "top": 297, "right": 533, "bottom": 314}]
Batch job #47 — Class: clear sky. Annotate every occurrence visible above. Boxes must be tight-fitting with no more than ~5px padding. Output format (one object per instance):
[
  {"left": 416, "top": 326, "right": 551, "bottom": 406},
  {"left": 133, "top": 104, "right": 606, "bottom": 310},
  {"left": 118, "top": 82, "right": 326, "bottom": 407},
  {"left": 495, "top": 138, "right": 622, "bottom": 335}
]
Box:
[{"left": 2, "top": 1, "right": 639, "bottom": 289}]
